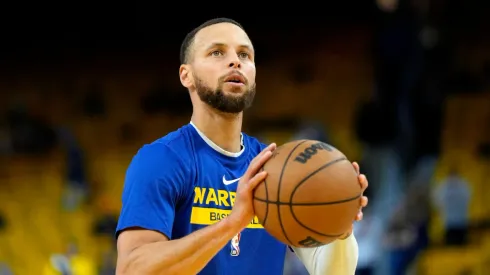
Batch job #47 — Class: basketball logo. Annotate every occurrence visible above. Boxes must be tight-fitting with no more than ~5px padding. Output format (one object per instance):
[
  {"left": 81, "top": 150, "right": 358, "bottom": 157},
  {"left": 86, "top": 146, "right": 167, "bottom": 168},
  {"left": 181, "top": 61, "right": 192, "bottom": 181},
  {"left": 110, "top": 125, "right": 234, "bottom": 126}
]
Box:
[{"left": 230, "top": 233, "right": 241, "bottom": 256}]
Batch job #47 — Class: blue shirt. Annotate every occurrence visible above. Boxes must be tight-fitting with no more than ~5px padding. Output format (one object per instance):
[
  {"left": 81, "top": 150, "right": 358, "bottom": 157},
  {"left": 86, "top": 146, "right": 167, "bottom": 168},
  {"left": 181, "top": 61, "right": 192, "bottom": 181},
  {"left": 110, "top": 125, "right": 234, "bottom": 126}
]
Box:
[{"left": 116, "top": 123, "right": 287, "bottom": 275}]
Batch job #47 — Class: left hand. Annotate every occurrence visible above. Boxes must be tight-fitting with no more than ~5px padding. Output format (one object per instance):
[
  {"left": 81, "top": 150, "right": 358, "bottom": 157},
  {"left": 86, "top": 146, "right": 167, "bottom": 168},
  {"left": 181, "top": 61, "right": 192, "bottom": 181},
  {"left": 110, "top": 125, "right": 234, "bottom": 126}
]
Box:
[{"left": 338, "top": 162, "right": 369, "bottom": 240}]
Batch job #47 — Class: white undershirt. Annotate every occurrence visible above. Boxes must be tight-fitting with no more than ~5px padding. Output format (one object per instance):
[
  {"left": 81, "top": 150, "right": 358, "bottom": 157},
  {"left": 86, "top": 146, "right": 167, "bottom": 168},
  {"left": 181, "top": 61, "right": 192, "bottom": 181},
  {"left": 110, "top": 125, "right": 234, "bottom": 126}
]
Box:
[{"left": 189, "top": 121, "right": 245, "bottom": 158}]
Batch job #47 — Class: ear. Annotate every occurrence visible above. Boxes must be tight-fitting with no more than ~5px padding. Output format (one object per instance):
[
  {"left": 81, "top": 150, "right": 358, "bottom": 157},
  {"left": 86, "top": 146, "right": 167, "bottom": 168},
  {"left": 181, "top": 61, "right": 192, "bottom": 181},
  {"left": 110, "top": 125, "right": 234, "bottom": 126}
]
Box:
[{"left": 179, "top": 64, "right": 194, "bottom": 89}]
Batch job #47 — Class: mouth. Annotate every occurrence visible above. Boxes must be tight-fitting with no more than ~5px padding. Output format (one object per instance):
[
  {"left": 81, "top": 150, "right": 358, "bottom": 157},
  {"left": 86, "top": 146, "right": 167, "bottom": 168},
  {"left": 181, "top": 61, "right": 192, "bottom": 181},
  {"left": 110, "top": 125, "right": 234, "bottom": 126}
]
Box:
[{"left": 224, "top": 74, "right": 246, "bottom": 85}]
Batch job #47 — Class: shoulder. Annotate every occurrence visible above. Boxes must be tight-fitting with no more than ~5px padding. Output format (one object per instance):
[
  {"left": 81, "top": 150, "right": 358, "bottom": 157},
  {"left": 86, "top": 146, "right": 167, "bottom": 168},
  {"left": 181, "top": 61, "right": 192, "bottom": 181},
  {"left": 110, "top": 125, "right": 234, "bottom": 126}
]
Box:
[{"left": 127, "top": 125, "right": 196, "bottom": 183}]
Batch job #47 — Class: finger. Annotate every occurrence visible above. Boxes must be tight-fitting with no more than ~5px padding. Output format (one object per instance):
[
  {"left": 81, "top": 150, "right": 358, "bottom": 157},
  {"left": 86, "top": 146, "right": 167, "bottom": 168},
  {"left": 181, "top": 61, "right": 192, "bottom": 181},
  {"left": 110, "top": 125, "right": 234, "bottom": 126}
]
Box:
[
  {"left": 245, "top": 151, "right": 273, "bottom": 180},
  {"left": 249, "top": 143, "right": 277, "bottom": 167},
  {"left": 355, "top": 211, "right": 364, "bottom": 221},
  {"left": 259, "top": 143, "right": 277, "bottom": 157},
  {"left": 248, "top": 170, "right": 268, "bottom": 190},
  {"left": 358, "top": 174, "right": 368, "bottom": 191},
  {"left": 352, "top": 162, "right": 360, "bottom": 175},
  {"left": 264, "top": 143, "right": 277, "bottom": 152},
  {"left": 360, "top": 196, "right": 368, "bottom": 207}
]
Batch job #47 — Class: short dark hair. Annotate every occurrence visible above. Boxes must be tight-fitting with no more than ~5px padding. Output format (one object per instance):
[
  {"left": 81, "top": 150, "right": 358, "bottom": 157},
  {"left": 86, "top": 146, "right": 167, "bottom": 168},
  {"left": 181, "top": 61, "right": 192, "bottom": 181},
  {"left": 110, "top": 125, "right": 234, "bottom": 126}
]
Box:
[{"left": 179, "top": 18, "right": 245, "bottom": 64}]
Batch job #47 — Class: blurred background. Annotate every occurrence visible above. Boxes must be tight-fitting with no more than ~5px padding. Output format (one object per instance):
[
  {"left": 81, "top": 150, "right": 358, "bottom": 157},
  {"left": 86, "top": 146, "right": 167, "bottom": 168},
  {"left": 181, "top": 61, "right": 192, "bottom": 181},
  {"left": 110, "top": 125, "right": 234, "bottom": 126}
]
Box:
[{"left": 1, "top": 0, "right": 490, "bottom": 274}]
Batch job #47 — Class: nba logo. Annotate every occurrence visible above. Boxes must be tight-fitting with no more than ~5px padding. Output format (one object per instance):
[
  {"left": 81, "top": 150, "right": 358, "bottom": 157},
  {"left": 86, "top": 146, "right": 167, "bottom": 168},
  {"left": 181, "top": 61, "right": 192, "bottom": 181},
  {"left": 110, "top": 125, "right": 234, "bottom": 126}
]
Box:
[{"left": 230, "top": 233, "right": 241, "bottom": 256}]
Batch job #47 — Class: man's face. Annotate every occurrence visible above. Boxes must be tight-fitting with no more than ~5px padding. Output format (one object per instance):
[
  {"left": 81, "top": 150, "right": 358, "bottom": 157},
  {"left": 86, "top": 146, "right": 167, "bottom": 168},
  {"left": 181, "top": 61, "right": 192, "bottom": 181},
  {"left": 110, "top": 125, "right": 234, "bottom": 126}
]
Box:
[{"left": 182, "top": 23, "right": 256, "bottom": 113}]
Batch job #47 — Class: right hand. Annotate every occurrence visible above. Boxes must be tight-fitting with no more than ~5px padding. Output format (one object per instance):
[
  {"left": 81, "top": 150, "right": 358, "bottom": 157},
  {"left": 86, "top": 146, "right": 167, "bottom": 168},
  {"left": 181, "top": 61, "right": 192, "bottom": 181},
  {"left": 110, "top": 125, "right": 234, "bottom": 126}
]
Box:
[{"left": 229, "top": 143, "right": 277, "bottom": 229}]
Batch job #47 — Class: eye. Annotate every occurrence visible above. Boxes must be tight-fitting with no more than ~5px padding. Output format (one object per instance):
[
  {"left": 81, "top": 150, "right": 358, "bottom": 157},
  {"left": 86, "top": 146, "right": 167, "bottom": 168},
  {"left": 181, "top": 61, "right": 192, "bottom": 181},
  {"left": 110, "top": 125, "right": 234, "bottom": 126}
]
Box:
[
  {"left": 238, "top": 52, "right": 249, "bottom": 59},
  {"left": 211, "top": 50, "right": 223, "bottom": 57}
]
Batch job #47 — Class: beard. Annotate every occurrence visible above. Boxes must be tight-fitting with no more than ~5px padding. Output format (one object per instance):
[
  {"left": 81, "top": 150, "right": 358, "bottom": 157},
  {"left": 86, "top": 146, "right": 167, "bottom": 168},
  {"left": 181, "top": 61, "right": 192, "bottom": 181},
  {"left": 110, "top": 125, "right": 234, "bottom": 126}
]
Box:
[{"left": 195, "top": 74, "right": 256, "bottom": 114}]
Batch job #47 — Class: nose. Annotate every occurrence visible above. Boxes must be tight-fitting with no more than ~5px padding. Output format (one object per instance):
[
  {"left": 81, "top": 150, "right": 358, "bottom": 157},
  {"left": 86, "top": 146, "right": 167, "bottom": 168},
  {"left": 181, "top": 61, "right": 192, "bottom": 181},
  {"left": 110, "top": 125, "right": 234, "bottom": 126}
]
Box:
[{"left": 228, "top": 54, "right": 241, "bottom": 69}]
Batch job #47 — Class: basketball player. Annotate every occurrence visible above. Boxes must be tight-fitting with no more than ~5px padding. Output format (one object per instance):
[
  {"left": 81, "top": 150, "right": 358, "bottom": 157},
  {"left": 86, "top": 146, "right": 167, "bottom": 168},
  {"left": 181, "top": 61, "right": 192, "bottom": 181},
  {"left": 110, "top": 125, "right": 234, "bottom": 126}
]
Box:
[{"left": 115, "top": 18, "right": 369, "bottom": 275}]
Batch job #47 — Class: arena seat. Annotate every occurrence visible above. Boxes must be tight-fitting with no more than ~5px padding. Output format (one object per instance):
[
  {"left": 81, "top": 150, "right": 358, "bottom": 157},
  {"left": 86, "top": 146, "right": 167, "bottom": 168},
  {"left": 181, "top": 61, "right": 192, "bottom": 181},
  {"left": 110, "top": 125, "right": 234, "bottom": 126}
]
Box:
[{"left": 417, "top": 246, "right": 486, "bottom": 275}]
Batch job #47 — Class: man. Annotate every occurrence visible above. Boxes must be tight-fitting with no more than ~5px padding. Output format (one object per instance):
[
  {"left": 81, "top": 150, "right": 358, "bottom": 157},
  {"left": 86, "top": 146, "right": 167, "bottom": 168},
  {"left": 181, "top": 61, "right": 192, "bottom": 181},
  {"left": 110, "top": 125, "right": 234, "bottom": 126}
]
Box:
[
  {"left": 115, "top": 18, "right": 369, "bottom": 275},
  {"left": 434, "top": 169, "right": 471, "bottom": 246}
]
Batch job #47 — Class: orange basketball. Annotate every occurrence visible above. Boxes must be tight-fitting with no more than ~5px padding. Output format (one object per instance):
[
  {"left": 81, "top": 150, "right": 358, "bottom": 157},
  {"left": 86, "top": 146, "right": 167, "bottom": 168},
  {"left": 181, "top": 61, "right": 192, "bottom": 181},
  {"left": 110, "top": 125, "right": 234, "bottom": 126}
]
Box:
[{"left": 253, "top": 140, "right": 361, "bottom": 248}]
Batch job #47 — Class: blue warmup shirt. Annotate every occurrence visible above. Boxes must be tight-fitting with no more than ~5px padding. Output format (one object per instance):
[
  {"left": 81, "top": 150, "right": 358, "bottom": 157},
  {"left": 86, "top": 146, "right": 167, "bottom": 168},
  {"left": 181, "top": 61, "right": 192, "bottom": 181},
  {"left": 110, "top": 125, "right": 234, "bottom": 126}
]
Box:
[{"left": 116, "top": 123, "right": 287, "bottom": 275}]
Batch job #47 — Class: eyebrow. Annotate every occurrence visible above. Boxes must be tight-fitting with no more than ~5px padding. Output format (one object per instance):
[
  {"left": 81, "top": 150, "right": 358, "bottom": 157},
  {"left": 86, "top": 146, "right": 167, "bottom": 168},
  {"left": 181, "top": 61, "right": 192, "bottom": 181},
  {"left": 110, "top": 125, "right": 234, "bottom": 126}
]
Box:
[{"left": 206, "top": 42, "right": 254, "bottom": 52}]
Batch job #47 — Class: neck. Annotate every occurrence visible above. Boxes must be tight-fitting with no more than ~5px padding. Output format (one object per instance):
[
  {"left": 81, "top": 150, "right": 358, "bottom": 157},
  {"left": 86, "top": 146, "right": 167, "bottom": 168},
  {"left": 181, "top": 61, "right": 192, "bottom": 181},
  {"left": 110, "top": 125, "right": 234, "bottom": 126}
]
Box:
[{"left": 191, "top": 105, "right": 243, "bottom": 153}]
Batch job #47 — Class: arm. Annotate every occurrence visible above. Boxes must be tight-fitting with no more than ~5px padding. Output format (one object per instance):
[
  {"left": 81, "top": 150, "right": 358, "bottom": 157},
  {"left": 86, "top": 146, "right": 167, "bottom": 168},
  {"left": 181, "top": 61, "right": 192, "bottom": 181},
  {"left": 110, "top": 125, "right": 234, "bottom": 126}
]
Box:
[
  {"left": 292, "top": 234, "right": 359, "bottom": 275},
  {"left": 116, "top": 142, "right": 276, "bottom": 275},
  {"left": 117, "top": 218, "right": 242, "bottom": 275}
]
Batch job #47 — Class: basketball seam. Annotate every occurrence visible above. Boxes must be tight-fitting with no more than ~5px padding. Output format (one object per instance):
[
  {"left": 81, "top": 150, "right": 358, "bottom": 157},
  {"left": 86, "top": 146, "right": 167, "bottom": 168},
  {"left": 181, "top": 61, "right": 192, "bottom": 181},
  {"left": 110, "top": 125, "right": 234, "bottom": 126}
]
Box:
[
  {"left": 277, "top": 140, "right": 308, "bottom": 246},
  {"left": 254, "top": 193, "right": 361, "bottom": 206},
  {"left": 261, "top": 166, "right": 269, "bottom": 227}
]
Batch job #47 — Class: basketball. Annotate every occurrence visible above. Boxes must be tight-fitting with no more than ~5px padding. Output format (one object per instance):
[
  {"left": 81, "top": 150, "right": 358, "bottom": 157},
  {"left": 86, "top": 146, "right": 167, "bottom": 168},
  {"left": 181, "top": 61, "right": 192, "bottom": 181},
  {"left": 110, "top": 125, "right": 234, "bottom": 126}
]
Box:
[{"left": 253, "top": 140, "right": 362, "bottom": 248}]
